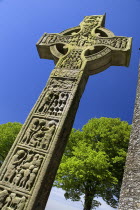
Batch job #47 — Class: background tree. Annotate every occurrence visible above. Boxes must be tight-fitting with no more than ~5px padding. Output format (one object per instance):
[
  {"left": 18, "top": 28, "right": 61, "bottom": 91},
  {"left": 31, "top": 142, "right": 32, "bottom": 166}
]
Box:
[
  {"left": 54, "top": 117, "right": 131, "bottom": 210},
  {"left": 0, "top": 122, "right": 22, "bottom": 166}
]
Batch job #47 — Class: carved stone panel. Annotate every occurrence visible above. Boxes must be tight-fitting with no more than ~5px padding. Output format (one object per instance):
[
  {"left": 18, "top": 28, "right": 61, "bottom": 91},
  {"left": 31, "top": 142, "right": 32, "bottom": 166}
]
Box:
[
  {"left": 1, "top": 148, "right": 44, "bottom": 192},
  {"left": 95, "top": 37, "right": 129, "bottom": 49},
  {"left": 47, "top": 78, "right": 74, "bottom": 91},
  {"left": 0, "top": 188, "right": 27, "bottom": 210},
  {"left": 51, "top": 68, "right": 81, "bottom": 78},
  {"left": 57, "top": 49, "right": 83, "bottom": 70},
  {"left": 36, "top": 91, "right": 70, "bottom": 117},
  {"left": 21, "top": 118, "right": 58, "bottom": 150}
]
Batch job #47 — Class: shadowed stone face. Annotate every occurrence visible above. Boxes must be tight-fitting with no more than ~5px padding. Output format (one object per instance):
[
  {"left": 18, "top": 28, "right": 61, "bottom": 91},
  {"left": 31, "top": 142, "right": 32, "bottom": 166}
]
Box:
[
  {"left": 118, "top": 65, "right": 140, "bottom": 210},
  {"left": 0, "top": 15, "right": 132, "bottom": 210}
]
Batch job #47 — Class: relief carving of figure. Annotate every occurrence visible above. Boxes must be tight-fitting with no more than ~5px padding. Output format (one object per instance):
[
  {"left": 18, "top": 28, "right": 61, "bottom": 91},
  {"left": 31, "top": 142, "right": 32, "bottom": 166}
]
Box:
[
  {"left": 16, "top": 196, "right": 26, "bottom": 210},
  {"left": 26, "top": 168, "right": 38, "bottom": 190},
  {"left": 13, "top": 173, "right": 22, "bottom": 186},
  {"left": 0, "top": 190, "right": 8, "bottom": 208},
  {"left": 1, "top": 193, "right": 26, "bottom": 210},
  {"left": 48, "top": 92, "right": 69, "bottom": 116},
  {"left": 4, "top": 150, "right": 26, "bottom": 182},
  {"left": 19, "top": 165, "right": 34, "bottom": 188},
  {"left": 17, "top": 154, "right": 43, "bottom": 190},
  {"left": 29, "top": 127, "right": 46, "bottom": 147},
  {"left": 1, "top": 193, "right": 13, "bottom": 210},
  {"left": 38, "top": 91, "right": 53, "bottom": 113},
  {"left": 22, "top": 119, "right": 46, "bottom": 145},
  {"left": 21, "top": 118, "right": 58, "bottom": 149},
  {"left": 40, "top": 121, "right": 56, "bottom": 150},
  {"left": 22, "top": 119, "right": 41, "bottom": 144},
  {"left": 3, "top": 147, "right": 44, "bottom": 191}
]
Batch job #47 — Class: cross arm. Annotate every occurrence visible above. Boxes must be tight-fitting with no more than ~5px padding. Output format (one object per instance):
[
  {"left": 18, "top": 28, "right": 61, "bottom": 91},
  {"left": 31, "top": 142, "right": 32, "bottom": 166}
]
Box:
[
  {"left": 94, "top": 36, "right": 132, "bottom": 66},
  {"left": 36, "top": 32, "right": 76, "bottom": 60}
]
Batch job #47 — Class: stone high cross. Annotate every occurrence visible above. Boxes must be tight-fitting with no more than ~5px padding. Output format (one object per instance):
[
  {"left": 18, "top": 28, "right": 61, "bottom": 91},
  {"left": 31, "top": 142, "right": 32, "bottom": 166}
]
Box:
[{"left": 0, "top": 15, "right": 132, "bottom": 210}]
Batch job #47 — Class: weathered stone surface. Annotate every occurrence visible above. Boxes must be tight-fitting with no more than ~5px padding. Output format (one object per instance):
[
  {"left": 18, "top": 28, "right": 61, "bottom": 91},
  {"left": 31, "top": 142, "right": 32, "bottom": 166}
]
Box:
[
  {"left": 119, "top": 65, "right": 140, "bottom": 210},
  {"left": 0, "top": 15, "right": 132, "bottom": 210}
]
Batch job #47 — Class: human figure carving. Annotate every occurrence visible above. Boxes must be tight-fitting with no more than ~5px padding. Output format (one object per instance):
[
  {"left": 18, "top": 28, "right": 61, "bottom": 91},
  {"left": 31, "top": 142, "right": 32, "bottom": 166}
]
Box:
[
  {"left": 4, "top": 150, "right": 26, "bottom": 182},
  {"left": 22, "top": 119, "right": 46, "bottom": 146},
  {"left": 26, "top": 168, "right": 38, "bottom": 190},
  {"left": 17, "top": 196, "right": 26, "bottom": 210},
  {"left": 0, "top": 190, "right": 8, "bottom": 208},
  {"left": 22, "top": 119, "right": 40, "bottom": 144},
  {"left": 13, "top": 172, "right": 22, "bottom": 186},
  {"left": 2, "top": 194, "right": 26, "bottom": 210},
  {"left": 10, "top": 193, "right": 21, "bottom": 209},
  {"left": 23, "top": 152, "right": 33, "bottom": 164},
  {"left": 38, "top": 90, "right": 53, "bottom": 113},
  {"left": 40, "top": 121, "right": 56, "bottom": 150},
  {"left": 1, "top": 193, "right": 15, "bottom": 209},
  {"left": 19, "top": 165, "right": 34, "bottom": 188}
]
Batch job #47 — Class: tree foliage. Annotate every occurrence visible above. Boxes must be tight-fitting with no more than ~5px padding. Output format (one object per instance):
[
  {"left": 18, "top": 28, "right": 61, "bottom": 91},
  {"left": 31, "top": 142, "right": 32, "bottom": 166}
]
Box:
[
  {"left": 0, "top": 122, "right": 22, "bottom": 166},
  {"left": 54, "top": 117, "right": 131, "bottom": 210}
]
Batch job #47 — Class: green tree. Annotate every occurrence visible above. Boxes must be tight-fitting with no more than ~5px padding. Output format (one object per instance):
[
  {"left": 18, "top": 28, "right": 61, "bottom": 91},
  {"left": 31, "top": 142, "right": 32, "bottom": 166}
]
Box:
[
  {"left": 54, "top": 117, "right": 131, "bottom": 210},
  {"left": 0, "top": 122, "right": 22, "bottom": 166}
]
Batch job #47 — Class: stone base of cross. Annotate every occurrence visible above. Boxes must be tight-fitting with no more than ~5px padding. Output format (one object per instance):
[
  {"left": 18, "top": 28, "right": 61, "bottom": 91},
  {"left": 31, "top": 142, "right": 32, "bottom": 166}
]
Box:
[{"left": 0, "top": 15, "right": 132, "bottom": 210}]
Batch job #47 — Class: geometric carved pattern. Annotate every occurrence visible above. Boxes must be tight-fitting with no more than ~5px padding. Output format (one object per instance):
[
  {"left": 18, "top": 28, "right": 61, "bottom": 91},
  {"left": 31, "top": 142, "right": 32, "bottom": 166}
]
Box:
[
  {"left": 57, "top": 49, "right": 82, "bottom": 69},
  {"left": 51, "top": 68, "right": 81, "bottom": 79},
  {"left": 47, "top": 78, "right": 74, "bottom": 91}
]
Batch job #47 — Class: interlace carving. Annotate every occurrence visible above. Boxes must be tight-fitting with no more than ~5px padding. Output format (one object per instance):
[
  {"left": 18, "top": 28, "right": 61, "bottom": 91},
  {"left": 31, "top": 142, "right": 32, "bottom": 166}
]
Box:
[
  {"left": 95, "top": 37, "right": 128, "bottom": 49},
  {"left": 57, "top": 49, "right": 82, "bottom": 69},
  {"left": 51, "top": 68, "right": 80, "bottom": 78},
  {"left": 48, "top": 78, "right": 74, "bottom": 91},
  {"left": 41, "top": 15, "right": 130, "bottom": 52}
]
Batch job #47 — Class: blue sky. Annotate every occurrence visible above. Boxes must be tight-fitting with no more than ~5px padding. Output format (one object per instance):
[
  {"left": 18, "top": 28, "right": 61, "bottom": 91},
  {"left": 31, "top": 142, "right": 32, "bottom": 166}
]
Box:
[{"left": 1, "top": 0, "right": 140, "bottom": 209}]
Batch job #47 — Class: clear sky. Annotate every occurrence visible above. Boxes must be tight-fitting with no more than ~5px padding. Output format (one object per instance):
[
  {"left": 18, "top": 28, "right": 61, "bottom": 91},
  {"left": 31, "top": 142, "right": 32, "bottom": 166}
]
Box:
[{"left": 1, "top": 0, "right": 140, "bottom": 209}]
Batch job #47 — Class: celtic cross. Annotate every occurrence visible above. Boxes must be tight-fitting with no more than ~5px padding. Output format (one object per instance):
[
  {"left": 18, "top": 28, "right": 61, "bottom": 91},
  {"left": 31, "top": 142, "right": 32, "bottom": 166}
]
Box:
[{"left": 0, "top": 15, "right": 132, "bottom": 210}]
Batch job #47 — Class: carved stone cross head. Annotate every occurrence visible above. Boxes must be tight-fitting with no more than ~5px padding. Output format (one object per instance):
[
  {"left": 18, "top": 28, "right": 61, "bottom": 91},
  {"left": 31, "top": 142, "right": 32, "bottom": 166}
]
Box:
[{"left": 37, "top": 14, "right": 132, "bottom": 75}]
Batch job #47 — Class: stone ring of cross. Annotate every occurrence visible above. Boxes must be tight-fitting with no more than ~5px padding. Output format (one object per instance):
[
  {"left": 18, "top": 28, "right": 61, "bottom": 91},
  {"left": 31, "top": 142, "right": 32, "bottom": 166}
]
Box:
[{"left": 37, "top": 14, "right": 132, "bottom": 75}]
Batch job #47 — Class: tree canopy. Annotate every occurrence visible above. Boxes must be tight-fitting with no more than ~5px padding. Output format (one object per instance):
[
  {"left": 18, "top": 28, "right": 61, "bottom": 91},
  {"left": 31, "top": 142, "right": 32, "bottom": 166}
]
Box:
[
  {"left": 0, "top": 122, "right": 22, "bottom": 166},
  {"left": 54, "top": 117, "right": 131, "bottom": 210},
  {"left": 0, "top": 119, "right": 131, "bottom": 209}
]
